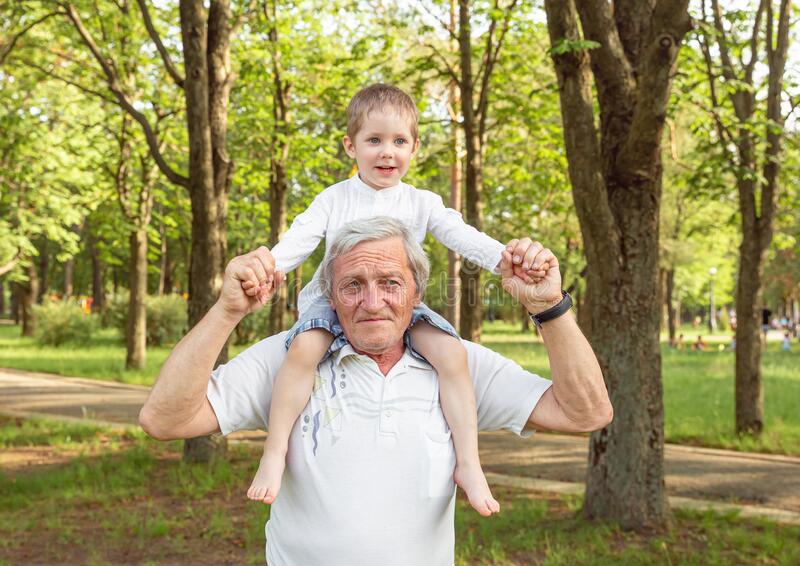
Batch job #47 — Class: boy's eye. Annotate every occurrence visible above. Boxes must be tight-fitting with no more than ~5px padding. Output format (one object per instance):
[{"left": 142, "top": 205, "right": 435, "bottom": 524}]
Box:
[
  {"left": 368, "top": 137, "right": 380, "bottom": 144},
  {"left": 394, "top": 138, "right": 407, "bottom": 145}
]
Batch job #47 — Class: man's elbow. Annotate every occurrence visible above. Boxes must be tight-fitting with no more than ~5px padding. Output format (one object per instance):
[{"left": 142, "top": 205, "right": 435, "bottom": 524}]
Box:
[
  {"left": 138, "top": 405, "right": 175, "bottom": 441},
  {"left": 579, "top": 401, "right": 614, "bottom": 432}
]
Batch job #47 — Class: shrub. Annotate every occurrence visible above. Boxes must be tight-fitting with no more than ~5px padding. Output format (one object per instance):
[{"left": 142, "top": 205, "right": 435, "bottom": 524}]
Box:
[
  {"left": 146, "top": 295, "right": 187, "bottom": 347},
  {"left": 33, "top": 301, "right": 96, "bottom": 346},
  {"left": 102, "top": 291, "right": 129, "bottom": 331},
  {"left": 234, "top": 307, "right": 271, "bottom": 345},
  {"left": 103, "top": 292, "right": 187, "bottom": 347}
]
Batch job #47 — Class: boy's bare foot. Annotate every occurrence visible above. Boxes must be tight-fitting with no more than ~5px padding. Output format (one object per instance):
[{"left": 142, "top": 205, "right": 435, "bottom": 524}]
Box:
[
  {"left": 247, "top": 447, "right": 286, "bottom": 504},
  {"left": 454, "top": 462, "right": 500, "bottom": 517}
]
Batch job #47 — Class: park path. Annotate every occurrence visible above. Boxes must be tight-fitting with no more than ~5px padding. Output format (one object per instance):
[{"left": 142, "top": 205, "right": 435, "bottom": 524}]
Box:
[{"left": 2, "top": 366, "right": 799, "bottom": 524}]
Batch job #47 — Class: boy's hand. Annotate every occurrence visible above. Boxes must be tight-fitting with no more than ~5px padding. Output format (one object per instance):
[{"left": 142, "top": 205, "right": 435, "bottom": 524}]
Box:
[
  {"left": 506, "top": 240, "right": 550, "bottom": 283},
  {"left": 240, "top": 246, "right": 277, "bottom": 298},
  {"left": 219, "top": 247, "right": 284, "bottom": 321},
  {"left": 501, "top": 238, "right": 562, "bottom": 312}
]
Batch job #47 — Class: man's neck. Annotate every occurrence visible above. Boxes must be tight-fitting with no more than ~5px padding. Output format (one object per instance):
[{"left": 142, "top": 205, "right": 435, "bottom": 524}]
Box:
[{"left": 353, "top": 340, "right": 405, "bottom": 376}]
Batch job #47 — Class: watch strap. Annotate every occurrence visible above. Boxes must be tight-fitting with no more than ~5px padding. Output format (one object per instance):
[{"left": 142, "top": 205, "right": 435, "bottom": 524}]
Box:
[{"left": 529, "top": 291, "right": 573, "bottom": 327}]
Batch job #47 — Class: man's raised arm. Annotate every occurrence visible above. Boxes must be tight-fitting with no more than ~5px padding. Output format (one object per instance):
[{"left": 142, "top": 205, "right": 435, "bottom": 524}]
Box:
[
  {"left": 138, "top": 247, "right": 280, "bottom": 440},
  {"left": 501, "top": 238, "right": 613, "bottom": 433}
]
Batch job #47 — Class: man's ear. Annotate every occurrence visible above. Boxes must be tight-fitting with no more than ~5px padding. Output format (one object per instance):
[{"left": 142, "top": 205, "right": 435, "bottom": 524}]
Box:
[{"left": 343, "top": 135, "right": 356, "bottom": 159}]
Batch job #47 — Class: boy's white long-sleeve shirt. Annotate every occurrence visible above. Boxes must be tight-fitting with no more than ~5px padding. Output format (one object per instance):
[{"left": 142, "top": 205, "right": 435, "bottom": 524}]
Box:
[{"left": 272, "top": 174, "right": 506, "bottom": 314}]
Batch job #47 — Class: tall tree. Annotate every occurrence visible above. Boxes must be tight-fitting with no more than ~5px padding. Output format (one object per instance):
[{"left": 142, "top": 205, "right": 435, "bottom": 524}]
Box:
[
  {"left": 455, "top": 0, "right": 518, "bottom": 341},
  {"left": 55, "top": 0, "right": 243, "bottom": 462},
  {"left": 697, "top": 0, "right": 793, "bottom": 436},
  {"left": 262, "top": 0, "right": 292, "bottom": 335},
  {"left": 544, "top": 0, "right": 692, "bottom": 529}
]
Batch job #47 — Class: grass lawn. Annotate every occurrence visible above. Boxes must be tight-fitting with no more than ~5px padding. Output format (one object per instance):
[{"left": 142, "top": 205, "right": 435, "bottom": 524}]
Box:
[
  {"left": 1, "top": 321, "right": 798, "bottom": 455},
  {"left": 2, "top": 415, "right": 798, "bottom": 566}
]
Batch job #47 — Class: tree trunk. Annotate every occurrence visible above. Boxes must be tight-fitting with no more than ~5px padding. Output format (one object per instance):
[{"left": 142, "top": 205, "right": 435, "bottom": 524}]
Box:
[
  {"left": 37, "top": 242, "right": 48, "bottom": 304},
  {"left": 0, "top": 279, "right": 5, "bottom": 316},
  {"left": 267, "top": 156, "right": 288, "bottom": 334},
  {"left": 11, "top": 282, "right": 20, "bottom": 323},
  {"left": 458, "top": 0, "right": 482, "bottom": 342},
  {"left": 126, "top": 229, "right": 148, "bottom": 369},
  {"left": 266, "top": 2, "right": 290, "bottom": 336},
  {"left": 89, "top": 233, "right": 105, "bottom": 313},
  {"left": 666, "top": 269, "right": 677, "bottom": 343},
  {"left": 446, "top": 0, "right": 462, "bottom": 330},
  {"left": 545, "top": 0, "right": 691, "bottom": 530},
  {"left": 20, "top": 262, "right": 39, "bottom": 337},
  {"left": 157, "top": 215, "right": 168, "bottom": 295},
  {"left": 63, "top": 257, "right": 74, "bottom": 299},
  {"left": 180, "top": 0, "right": 233, "bottom": 462}
]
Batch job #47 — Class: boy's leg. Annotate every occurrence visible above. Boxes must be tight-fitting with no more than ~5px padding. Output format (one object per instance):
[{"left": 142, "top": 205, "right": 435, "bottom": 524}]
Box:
[
  {"left": 247, "top": 328, "right": 334, "bottom": 503},
  {"left": 409, "top": 323, "right": 499, "bottom": 516}
]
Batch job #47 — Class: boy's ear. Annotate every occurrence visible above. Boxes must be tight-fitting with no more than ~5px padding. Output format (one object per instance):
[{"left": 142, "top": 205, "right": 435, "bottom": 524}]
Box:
[
  {"left": 411, "top": 137, "right": 420, "bottom": 156},
  {"left": 342, "top": 135, "right": 356, "bottom": 158}
]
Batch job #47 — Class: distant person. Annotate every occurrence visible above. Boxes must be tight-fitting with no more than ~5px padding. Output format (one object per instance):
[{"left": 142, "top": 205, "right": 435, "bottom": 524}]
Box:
[
  {"left": 692, "top": 335, "right": 707, "bottom": 351},
  {"left": 782, "top": 332, "right": 792, "bottom": 351}
]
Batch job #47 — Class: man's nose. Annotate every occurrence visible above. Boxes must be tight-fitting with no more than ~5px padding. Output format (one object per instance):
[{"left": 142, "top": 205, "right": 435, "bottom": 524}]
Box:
[{"left": 359, "top": 283, "right": 384, "bottom": 311}]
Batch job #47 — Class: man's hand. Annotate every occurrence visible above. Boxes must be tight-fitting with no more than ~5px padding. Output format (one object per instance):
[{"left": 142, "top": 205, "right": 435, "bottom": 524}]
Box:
[
  {"left": 220, "top": 247, "right": 284, "bottom": 322},
  {"left": 501, "top": 239, "right": 562, "bottom": 314}
]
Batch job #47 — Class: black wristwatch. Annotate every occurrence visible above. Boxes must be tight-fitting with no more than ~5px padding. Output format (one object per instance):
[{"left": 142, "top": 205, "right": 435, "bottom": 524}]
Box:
[{"left": 528, "top": 291, "right": 573, "bottom": 327}]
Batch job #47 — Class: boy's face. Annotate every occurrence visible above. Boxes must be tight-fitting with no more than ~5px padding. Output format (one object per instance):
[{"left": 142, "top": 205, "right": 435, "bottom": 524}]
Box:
[{"left": 342, "top": 109, "right": 420, "bottom": 190}]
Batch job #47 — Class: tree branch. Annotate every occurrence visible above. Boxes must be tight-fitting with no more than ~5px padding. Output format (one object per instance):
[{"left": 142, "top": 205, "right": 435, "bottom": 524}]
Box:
[
  {"left": 743, "top": 0, "right": 766, "bottom": 85},
  {"left": 63, "top": 2, "right": 189, "bottom": 187},
  {"left": 544, "top": 0, "right": 618, "bottom": 264},
  {"left": 758, "top": 0, "right": 792, "bottom": 238},
  {"left": 575, "top": 0, "right": 636, "bottom": 107},
  {"left": 20, "top": 58, "right": 118, "bottom": 104},
  {"left": 0, "top": 256, "right": 20, "bottom": 277},
  {"left": 135, "top": 0, "right": 185, "bottom": 87},
  {"left": 0, "top": 10, "right": 63, "bottom": 66}
]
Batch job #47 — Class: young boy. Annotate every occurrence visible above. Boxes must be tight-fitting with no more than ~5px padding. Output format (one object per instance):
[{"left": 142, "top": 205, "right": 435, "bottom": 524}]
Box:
[{"left": 243, "top": 84, "right": 548, "bottom": 516}]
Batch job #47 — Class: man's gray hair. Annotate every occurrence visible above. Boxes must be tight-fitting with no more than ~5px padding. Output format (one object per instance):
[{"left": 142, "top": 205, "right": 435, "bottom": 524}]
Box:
[{"left": 319, "top": 217, "right": 430, "bottom": 299}]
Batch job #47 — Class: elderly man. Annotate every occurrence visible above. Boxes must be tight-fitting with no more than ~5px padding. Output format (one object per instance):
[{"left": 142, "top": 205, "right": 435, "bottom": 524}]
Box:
[{"left": 139, "top": 217, "right": 612, "bottom": 566}]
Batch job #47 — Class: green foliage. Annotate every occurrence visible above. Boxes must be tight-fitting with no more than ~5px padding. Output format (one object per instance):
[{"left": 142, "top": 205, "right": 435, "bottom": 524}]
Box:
[
  {"left": 104, "top": 293, "right": 187, "bottom": 347},
  {"left": 145, "top": 295, "right": 187, "bottom": 347},
  {"left": 233, "top": 306, "right": 271, "bottom": 346},
  {"left": 548, "top": 38, "right": 601, "bottom": 55},
  {"left": 32, "top": 301, "right": 96, "bottom": 346}
]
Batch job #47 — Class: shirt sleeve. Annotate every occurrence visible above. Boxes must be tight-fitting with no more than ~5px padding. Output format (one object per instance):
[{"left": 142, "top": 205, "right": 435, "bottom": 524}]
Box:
[
  {"left": 464, "top": 340, "right": 552, "bottom": 437},
  {"left": 425, "top": 192, "right": 506, "bottom": 274},
  {"left": 206, "top": 332, "right": 288, "bottom": 435},
  {"left": 270, "top": 190, "right": 331, "bottom": 273}
]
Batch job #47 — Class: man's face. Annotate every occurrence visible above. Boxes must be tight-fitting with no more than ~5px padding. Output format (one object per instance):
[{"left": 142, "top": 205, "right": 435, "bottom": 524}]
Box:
[
  {"left": 329, "top": 237, "right": 420, "bottom": 354},
  {"left": 342, "top": 109, "right": 420, "bottom": 190}
]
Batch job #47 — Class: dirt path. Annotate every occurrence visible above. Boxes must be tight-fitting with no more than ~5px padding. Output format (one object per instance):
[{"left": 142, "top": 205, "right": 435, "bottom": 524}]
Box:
[{"left": 2, "top": 367, "right": 799, "bottom": 517}]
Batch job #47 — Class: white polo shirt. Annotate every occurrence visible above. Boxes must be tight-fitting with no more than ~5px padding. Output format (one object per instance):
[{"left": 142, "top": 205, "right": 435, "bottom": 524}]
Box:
[{"left": 207, "top": 332, "right": 552, "bottom": 566}]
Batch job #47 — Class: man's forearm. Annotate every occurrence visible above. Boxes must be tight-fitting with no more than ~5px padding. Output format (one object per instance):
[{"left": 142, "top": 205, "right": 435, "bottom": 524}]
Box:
[
  {"left": 139, "top": 303, "right": 241, "bottom": 438},
  {"left": 536, "top": 310, "right": 612, "bottom": 429}
]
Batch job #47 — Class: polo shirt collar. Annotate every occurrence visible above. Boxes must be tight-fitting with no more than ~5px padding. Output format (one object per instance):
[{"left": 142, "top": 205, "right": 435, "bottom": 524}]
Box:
[{"left": 332, "top": 342, "right": 433, "bottom": 371}]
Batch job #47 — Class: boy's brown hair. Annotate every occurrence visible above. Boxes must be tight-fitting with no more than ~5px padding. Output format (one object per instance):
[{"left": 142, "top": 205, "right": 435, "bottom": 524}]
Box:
[{"left": 346, "top": 84, "right": 419, "bottom": 141}]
